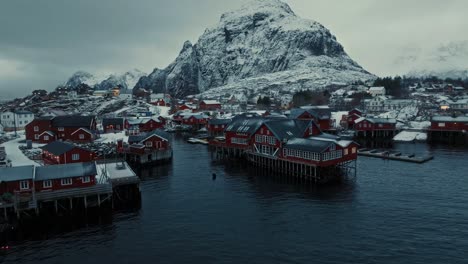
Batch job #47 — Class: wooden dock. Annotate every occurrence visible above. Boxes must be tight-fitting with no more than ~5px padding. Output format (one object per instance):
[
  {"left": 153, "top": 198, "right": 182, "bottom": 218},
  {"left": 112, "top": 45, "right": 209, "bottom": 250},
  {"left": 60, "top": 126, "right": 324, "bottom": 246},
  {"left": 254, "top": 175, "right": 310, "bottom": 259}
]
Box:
[{"left": 358, "top": 149, "right": 433, "bottom": 163}]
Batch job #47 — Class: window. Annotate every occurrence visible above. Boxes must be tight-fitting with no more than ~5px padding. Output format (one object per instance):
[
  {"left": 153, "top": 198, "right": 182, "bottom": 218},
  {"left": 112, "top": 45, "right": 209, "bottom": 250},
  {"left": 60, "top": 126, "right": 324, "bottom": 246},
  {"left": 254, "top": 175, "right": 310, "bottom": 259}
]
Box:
[
  {"left": 438, "top": 123, "right": 445, "bottom": 127},
  {"left": 79, "top": 134, "right": 85, "bottom": 139},
  {"left": 352, "top": 147, "right": 356, "bottom": 154},
  {"left": 344, "top": 149, "right": 348, "bottom": 155},
  {"left": 61, "top": 178, "right": 72, "bottom": 186},
  {"left": 231, "top": 137, "right": 248, "bottom": 145},
  {"left": 330, "top": 144, "right": 336, "bottom": 151},
  {"left": 20, "top": 180, "right": 29, "bottom": 190},
  {"left": 35, "top": 134, "right": 39, "bottom": 140},
  {"left": 268, "top": 136, "right": 275, "bottom": 145},
  {"left": 58, "top": 127, "right": 64, "bottom": 131},
  {"left": 82, "top": 176, "right": 90, "bottom": 183},
  {"left": 72, "top": 154, "right": 80, "bottom": 160},
  {"left": 44, "top": 135, "right": 49, "bottom": 141},
  {"left": 378, "top": 124, "right": 383, "bottom": 128},
  {"left": 255, "top": 134, "right": 262, "bottom": 143},
  {"left": 146, "top": 141, "right": 153, "bottom": 147},
  {"left": 43, "top": 180, "right": 52, "bottom": 188},
  {"left": 34, "top": 126, "right": 39, "bottom": 132}
]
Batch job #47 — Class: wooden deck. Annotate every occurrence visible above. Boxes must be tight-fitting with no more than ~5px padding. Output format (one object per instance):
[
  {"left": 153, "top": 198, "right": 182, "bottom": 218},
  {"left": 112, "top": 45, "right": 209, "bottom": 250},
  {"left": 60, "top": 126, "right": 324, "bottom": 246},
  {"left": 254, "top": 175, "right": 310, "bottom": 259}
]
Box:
[{"left": 358, "top": 149, "right": 433, "bottom": 163}]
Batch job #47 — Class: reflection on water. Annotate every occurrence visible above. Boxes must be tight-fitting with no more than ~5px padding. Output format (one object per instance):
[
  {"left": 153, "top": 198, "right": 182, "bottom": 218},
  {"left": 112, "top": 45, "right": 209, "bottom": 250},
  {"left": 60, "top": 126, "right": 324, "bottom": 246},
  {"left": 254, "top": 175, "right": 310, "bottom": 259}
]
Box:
[{"left": 2, "top": 135, "right": 468, "bottom": 264}]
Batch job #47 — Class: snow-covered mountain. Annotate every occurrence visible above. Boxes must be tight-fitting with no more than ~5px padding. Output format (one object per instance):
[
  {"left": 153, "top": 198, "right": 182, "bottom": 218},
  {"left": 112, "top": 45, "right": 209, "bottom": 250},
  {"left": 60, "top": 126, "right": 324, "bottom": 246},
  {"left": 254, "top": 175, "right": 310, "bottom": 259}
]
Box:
[
  {"left": 397, "top": 41, "right": 468, "bottom": 79},
  {"left": 64, "top": 69, "right": 146, "bottom": 90},
  {"left": 134, "top": 0, "right": 374, "bottom": 97}
]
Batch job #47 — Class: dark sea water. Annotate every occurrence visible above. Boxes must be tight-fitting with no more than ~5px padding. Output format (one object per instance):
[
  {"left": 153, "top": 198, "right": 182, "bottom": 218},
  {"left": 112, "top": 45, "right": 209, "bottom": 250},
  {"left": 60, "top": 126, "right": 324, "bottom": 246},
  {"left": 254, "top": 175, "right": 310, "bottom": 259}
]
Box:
[{"left": 2, "top": 135, "right": 468, "bottom": 264}]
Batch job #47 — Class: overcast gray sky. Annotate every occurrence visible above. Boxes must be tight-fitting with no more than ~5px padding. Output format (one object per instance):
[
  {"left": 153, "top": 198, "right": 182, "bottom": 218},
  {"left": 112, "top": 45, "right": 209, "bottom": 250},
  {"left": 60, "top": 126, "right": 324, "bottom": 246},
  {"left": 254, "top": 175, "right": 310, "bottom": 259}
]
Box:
[{"left": 1, "top": 0, "right": 467, "bottom": 98}]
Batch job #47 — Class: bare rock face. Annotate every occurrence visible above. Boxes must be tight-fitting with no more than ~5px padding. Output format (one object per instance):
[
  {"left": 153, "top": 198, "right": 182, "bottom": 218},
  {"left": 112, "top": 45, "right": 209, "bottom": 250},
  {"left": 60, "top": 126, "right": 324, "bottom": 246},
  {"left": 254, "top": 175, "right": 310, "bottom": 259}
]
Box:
[{"left": 134, "top": 0, "right": 374, "bottom": 97}]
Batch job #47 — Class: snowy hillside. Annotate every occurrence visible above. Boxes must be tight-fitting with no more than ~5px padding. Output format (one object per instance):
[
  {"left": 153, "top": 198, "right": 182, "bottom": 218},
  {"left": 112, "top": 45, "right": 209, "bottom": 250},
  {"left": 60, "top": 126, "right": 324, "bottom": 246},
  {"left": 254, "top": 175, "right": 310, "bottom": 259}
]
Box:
[{"left": 134, "top": 0, "right": 374, "bottom": 97}]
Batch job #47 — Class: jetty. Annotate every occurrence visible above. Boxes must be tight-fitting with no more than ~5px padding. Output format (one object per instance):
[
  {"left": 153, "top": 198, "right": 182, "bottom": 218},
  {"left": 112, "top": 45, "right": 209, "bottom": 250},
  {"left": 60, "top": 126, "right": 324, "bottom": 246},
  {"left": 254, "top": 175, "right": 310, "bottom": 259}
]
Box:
[
  {"left": 0, "top": 161, "right": 140, "bottom": 220},
  {"left": 357, "top": 149, "right": 433, "bottom": 163}
]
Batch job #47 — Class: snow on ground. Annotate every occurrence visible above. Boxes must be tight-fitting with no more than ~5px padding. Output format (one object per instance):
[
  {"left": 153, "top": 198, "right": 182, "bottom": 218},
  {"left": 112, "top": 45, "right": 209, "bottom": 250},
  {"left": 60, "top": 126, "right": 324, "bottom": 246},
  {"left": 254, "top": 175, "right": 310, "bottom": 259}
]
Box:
[
  {"left": 155, "top": 106, "right": 170, "bottom": 117},
  {"left": 1, "top": 136, "right": 41, "bottom": 166},
  {"left": 331, "top": 111, "right": 348, "bottom": 128},
  {"left": 409, "top": 121, "right": 431, "bottom": 129},
  {"left": 98, "top": 131, "right": 128, "bottom": 144},
  {"left": 379, "top": 105, "right": 419, "bottom": 121},
  {"left": 393, "top": 131, "right": 427, "bottom": 142}
]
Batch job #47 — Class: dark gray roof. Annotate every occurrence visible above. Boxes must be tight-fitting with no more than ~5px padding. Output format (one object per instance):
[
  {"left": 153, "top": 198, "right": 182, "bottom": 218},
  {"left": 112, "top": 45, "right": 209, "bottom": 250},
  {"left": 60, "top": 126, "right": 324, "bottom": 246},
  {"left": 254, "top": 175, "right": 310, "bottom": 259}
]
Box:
[
  {"left": 40, "top": 141, "right": 79, "bottom": 156},
  {"left": 431, "top": 116, "right": 468, "bottom": 122},
  {"left": 264, "top": 119, "right": 312, "bottom": 140},
  {"left": 225, "top": 117, "right": 264, "bottom": 136},
  {"left": 208, "top": 119, "right": 232, "bottom": 125},
  {"left": 102, "top": 118, "right": 124, "bottom": 127},
  {"left": 284, "top": 138, "right": 332, "bottom": 153},
  {"left": 0, "top": 165, "right": 35, "bottom": 182},
  {"left": 14, "top": 110, "right": 33, "bottom": 115},
  {"left": 52, "top": 116, "right": 95, "bottom": 127},
  {"left": 128, "top": 129, "right": 171, "bottom": 144},
  {"left": 290, "top": 108, "right": 331, "bottom": 120},
  {"left": 35, "top": 162, "right": 97, "bottom": 181},
  {"left": 36, "top": 116, "right": 55, "bottom": 121},
  {"left": 312, "top": 133, "right": 341, "bottom": 140}
]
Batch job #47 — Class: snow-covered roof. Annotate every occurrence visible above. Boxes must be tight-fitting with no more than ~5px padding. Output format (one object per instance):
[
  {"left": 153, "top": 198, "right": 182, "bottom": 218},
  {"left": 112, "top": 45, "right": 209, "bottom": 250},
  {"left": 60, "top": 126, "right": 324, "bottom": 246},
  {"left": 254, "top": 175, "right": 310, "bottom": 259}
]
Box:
[
  {"left": 369, "top": 86, "right": 385, "bottom": 92},
  {"left": 201, "top": 100, "right": 221, "bottom": 105},
  {"left": 431, "top": 116, "right": 468, "bottom": 122}
]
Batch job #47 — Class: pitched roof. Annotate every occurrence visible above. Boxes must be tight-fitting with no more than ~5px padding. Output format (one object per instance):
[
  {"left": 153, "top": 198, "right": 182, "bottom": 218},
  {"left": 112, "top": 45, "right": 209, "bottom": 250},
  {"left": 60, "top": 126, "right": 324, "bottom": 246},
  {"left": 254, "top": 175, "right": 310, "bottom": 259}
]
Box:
[
  {"left": 128, "top": 129, "right": 171, "bottom": 144},
  {"left": 35, "top": 162, "right": 97, "bottom": 181},
  {"left": 201, "top": 100, "right": 221, "bottom": 105},
  {"left": 208, "top": 118, "right": 232, "bottom": 125},
  {"left": 431, "top": 116, "right": 468, "bottom": 122},
  {"left": 264, "top": 119, "right": 312, "bottom": 140},
  {"left": 71, "top": 127, "right": 94, "bottom": 135},
  {"left": 40, "top": 141, "right": 87, "bottom": 156},
  {"left": 284, "top": 138, "right": 333, "bottom": 153},
  {"left": 52, "top": 116, "right": 95, "bottom": 128},
  {"left": 0, "top": 165, "right": 35, "bottom": 182},
  {"left": 355, "top": 117, "right": 396, "bottom": 124},
  {"left": 225, "top": 117, "right": 264, "bottom": 136},
  {"left": 290, "top": 108, "right": 331, "bottom": 120},
  {"left": 102, "top": 118, "right": 124, "bottom": 127}
]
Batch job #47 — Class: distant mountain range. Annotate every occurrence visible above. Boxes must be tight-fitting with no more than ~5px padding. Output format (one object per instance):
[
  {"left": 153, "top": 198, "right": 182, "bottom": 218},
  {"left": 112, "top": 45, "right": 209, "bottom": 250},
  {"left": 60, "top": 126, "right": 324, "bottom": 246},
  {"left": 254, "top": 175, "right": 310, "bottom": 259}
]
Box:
[
  {"left": 64, "top": 69, "right": 146, "bottom": 91},
  {"left": 395, "top": 40, "right": 468, "bottom": 79},
  {"left": 62, "top": 0, "right": 468, "bottom": 98}
]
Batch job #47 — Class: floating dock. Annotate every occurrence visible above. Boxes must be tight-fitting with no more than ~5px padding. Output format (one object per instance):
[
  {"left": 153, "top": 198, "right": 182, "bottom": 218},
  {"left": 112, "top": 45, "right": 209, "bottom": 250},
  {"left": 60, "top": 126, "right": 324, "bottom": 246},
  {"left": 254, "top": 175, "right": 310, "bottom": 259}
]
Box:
[{"left": 358, "top": 149, "right": 433, "bottom": 163}]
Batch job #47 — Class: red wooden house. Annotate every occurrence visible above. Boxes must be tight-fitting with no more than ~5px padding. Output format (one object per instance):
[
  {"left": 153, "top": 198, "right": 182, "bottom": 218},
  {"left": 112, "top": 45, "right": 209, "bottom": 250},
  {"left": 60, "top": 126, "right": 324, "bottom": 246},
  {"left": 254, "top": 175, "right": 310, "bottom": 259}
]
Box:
[
  {"left": 0, "top": 165, "right": 35, "bottom": 196},
  {"left": 127, "top": 118, "right": 164, "bottom": 135},
  {"left": 41, "top": 141, "right": 97, "bottom": 165},
  {"left": 207, "top": 118, "right": 232, "bottom": 137},
  {"left": 430, "top": 116, "right": 468, "bottom": 131},
  {"left": 127, "top": 129, "right": 171, "bottom": 153},
  {"left": 119, "top": 129, "right": 172, "bottom": 164},
  {"left": 280, "top": 138, "right": 359, "bottom": 167},
  {"left": 354, "top": 117, "right": 396, "bottom": 131},
  {"left": 102, "top": 118, "right": 125, "bottom": 133},
  {"left": 34, "top": 162, "right": 97, "bottom": 192},
  {"left": 290, "top": 108, "right": 333, "bottom": 131},
  {"left": 181, "top": 114, "right": 209, "bottom": 127},
  {"left": 26, "top": 115, "right": 97, "bottom": 143},
  {"left": 199, "top": 100, "right": 221, "bottom": 111}
]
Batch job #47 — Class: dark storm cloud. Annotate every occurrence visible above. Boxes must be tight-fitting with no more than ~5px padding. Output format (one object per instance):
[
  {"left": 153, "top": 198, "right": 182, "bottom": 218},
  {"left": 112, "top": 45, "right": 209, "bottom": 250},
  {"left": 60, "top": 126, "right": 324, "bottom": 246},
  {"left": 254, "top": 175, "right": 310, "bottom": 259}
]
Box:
[{"left": 0, "top": 0, "right": 466, "bottom": 97}]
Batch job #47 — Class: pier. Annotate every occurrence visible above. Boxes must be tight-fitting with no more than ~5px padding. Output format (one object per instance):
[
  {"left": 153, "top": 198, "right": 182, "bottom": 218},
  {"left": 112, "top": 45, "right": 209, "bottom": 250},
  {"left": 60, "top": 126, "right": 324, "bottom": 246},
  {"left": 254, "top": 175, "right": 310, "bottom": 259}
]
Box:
[
  {"left": 0, "top": 161, "right": 140, "bottom": 221},
  {"left": 358, "top": 149, "right": 433, "bottom": 163}
]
